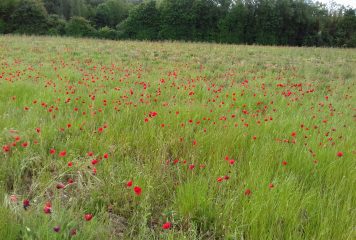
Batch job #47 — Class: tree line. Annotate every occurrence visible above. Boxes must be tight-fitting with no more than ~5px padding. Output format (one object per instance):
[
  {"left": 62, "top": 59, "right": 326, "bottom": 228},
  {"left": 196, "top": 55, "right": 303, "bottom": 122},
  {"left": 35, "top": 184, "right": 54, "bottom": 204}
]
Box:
[{"left": 1, "top": 0, "right": 355, "bottom": 47}]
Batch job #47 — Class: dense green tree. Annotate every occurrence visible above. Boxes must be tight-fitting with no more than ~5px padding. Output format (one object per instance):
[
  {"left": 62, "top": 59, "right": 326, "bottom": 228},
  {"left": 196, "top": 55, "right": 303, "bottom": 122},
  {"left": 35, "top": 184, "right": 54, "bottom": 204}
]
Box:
[
  {"left": 10, "top": 0, "right": 48, "bottom": 34},
  {"left": 94, "top": 0, "right": 129, "bottom": 28},
  {"left": 119, "top": 1, "right": 160, "bottom": 40},
  {"left": 65, "top": 16, "right": 96, "bottom": 36},
  {"left": 0, "top": 0, "right": 355, "bottom": 47}
]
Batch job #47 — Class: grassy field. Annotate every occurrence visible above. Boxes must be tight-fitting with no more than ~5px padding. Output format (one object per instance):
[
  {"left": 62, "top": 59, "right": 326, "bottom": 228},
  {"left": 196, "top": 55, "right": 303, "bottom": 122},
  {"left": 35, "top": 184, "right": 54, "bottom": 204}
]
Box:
[{"left": 0, "top": 35, "right": 355, "bottom": 240}]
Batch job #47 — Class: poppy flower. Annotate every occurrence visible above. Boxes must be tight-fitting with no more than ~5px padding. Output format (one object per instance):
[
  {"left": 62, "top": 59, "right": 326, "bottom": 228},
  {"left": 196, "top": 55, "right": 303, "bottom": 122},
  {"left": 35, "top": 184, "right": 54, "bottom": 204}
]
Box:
[
  {"left": 23, "top": 199, "right": 30, "bottom": 210},
  {"left": 3, "top": 145, "right": 10, "bottom": 152},
  {"left": 56, "top": 183, "right": 65, "bottom": 189},
  {"left": 337, "top": 152, "right": 343, "bottom": 157},
  {"left": 59, "top": 151, "right": 66, "bottom": 157},
  {"left": 134, "top": 186, "right": 142, "bottom": 196},
  {"left": 244, "top": 189, "right": 252, "bottom": 196},
  {"left": 127, "top": 180, "right": 133, "bottom": 187},
  {"left": 162, "top": 222, "right": 171, "bottom": 230},
  {"left": 84, "top": 214, "right": 93, "bottom": 221},
  {"left": 103, "top": 153, "right": 109, "bottom": 159},
  {"left": 44, "top": 202, "right": 52, "bottom": 214},
  {"left": 50, "top": 149, "right": 56, "bottom": 155}
]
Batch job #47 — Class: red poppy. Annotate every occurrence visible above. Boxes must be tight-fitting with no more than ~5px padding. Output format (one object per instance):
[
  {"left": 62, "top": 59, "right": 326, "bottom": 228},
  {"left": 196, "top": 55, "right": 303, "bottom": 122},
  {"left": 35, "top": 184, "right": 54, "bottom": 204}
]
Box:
[
  {"left": 244, "top": 189, "right": 252, "bottom": 196},
  {"left": 50, "top": 149, "right": 56, "bottom": 155},
  {"left": 337, "top": 152, "right": 343, "bottom": 157},
  {"left": 59, "top": 150, "right": 66, "bottom": 157},
  {"left": 84, "top": 214, "right": 93, "bottom": 221},
  {"left": 162, "top": 222, "right": 171, "bottom": 230},
  {"left": 134, "top": 186, "right": 142, "bottom": 195},
  {"left": 127, "top": 180, "right": 133, "bottom": 187},
  {"left": 23, "top": 199, "right": 30, "bottom": 210},
  {"left": 43, "top": 202, "right": 52, "bottom": 214}
]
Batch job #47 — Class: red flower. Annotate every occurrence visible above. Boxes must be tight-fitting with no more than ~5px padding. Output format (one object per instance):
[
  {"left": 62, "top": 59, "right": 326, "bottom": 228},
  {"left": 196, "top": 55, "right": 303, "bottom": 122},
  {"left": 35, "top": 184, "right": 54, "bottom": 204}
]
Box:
[
  {"left": 68, "top": 162, "right": 73, "bottom": 167},
  {"left": 56, "top": 183, "right": 65, "bottom": 189},
  {"left": 84, "top": 214, "right": 93, "bottom": 221},
  {"left": 149, "top": 111, "right": 157, "bottom": 117},
  {"left": 337, "top": 151, "right": 343, "bottom": 157},
  {"left": 291, "top": 132, "right": 296, "bottom": 137},
  {"left": 244, "top": 189, "right": 252, "bottom": 196},
  {"left": 91, "top": 159, "right": 98, "bottom": 165},
  {"left": 217, "top": 177, "right": 223, "bottom": 182},
  {"left": 3, "top": 145, "right": 10, "bottom": 152},
  {"left": 22, "top": 142, "right": 28, "bottom": 148},
  {"left": 103, "top": 153, "right": 109, "bottom": 159},
  {"left": 59, "top": 150, "right": 66, "bottom": 157},
  {"left": 282, "top": 160, "right": 288, "bottom": 166},
  {"left": 43, "top": 202, "right": 52, "bottom": 214},
  {"left": 229, "top": 159, "right": 235, "bottom": 165},
  {"left": 36, "top": 128, "right": 41, "bottom": 133},
  {"left": 162, "top": 222, "right": 171, "bottom": 230},
  {"left": 23, "top": 199, "right": 30, "bottom": 210},
  {"left": 127, "top": 180, "right": 133, "bottom": 187},
  {"left": 269, "top": 183, "right": 274, "bottom": 189},
  {"left": 50, "top": 149, "right": 56, "bottom": 155},
  {"left": 189, "top": 164, "right": 195, "bottom": 170},
  {"left": 134, "top": 186, "right": 142, "bottom": 196}
]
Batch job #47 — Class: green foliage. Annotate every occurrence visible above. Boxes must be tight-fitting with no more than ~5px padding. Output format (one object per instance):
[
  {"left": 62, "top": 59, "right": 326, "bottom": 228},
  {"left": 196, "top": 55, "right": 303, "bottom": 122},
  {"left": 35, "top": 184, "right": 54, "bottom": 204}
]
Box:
[
  {"left": 94, "top": 0, "right": 129, "bottom": 28},
  {"left": 0, "top": 20, "right": 6, "bottom": 34},
  {"left": 47, "top": 14, "right": 67, "bottom": 35},
  {"left": 119, "top": 1, "right": 160, "bottom": 40},
  {"left": 65, "top": 16, "right": 96, "bottom": 37},
  {"left": 97, "top": 26, "right": 117, "bottom": 39},
  {"left": 9, "top": 0, "right": 48, "bottom": 35},
  {"left": 1, "top": 0, "right": 356, "bottom": 47}
]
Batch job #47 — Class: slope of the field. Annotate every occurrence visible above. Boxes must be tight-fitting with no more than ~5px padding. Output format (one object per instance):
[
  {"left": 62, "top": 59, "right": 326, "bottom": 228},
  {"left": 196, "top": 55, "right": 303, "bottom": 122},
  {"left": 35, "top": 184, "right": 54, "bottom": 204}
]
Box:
[{"left": 0, "top": 35, "right": 355, "bottom": 240}]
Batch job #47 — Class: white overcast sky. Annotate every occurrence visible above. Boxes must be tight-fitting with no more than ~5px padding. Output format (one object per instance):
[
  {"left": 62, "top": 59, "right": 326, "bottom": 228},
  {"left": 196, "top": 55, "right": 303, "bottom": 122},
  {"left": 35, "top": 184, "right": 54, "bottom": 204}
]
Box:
[{"left": 315, "top": 0, "right": 356, "bottom": 8}]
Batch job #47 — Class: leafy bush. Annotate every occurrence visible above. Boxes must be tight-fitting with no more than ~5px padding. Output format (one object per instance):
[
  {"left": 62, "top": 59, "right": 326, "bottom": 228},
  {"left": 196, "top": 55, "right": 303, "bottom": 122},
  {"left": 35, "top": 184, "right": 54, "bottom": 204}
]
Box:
[
  {"left": 97, "top": 26, "right": 118, "bottom": 40},
  {"left": 65, "top": 16, "right": 96, "bottom": 37},
  {"left": 47, "top": 14, "right": 66, "bottom": 36},
  {"left": 0, "top": 19, "right": 6, "bottom": 34},
  {"left": 119, "top": 1, "right": 160, "bottom": 40},
  {"left": 9, "top": 0, "right": 48, "bottom": 35}
]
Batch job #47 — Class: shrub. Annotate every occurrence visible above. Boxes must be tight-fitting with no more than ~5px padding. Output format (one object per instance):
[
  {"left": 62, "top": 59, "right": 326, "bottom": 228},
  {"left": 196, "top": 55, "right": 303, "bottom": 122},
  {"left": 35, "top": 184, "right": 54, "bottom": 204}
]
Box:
[
  {"left": 9, "top": 0, "right": 48, "bottom": 35},
  {"left": 98, "top": 26, "right": 118, "bottom": 40},
  {"left": 47, "top": 14, "right": 66, "bottom": 36},
  {"left": 65, "top": 16, "right": 96, "bottom": 37}
]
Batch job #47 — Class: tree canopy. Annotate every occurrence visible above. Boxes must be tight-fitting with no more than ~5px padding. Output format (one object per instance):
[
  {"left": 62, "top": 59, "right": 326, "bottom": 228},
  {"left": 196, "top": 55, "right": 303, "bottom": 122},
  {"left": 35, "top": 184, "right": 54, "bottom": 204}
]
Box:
[{"left": 0, "top": 0, "right": 355, "bottom": 47}]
